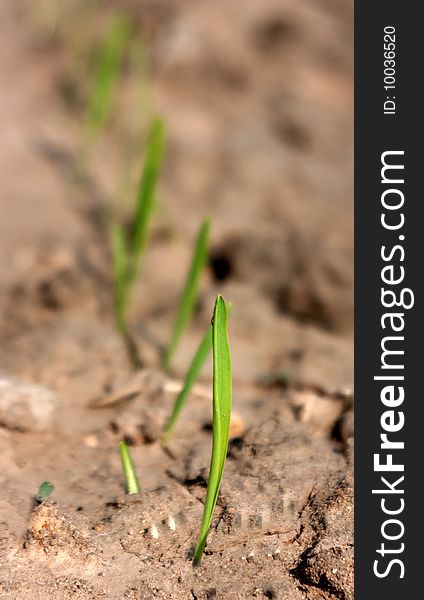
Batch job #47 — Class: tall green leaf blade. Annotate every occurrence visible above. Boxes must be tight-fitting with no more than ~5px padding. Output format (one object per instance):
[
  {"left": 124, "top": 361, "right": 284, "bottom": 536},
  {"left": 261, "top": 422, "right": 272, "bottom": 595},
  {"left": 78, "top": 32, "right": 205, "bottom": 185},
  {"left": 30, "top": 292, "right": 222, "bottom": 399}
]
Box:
[
  {"left": 193, "top": 295, "right": 232, "bottom": 563},
  {"left": 128, "top": 118, "right": 166, "bottom": 283},
  {"left": 161, "top": 324, "right": 212, "bottom": 443},
  {"left": 161, "top": 303, "right": 231, "bottom": 443},
  {"left": 162, "top": 218, "right": 210, "bottom": 369},
  {"left": 85, "top": 14, "right": 131, "bottom": 140}
]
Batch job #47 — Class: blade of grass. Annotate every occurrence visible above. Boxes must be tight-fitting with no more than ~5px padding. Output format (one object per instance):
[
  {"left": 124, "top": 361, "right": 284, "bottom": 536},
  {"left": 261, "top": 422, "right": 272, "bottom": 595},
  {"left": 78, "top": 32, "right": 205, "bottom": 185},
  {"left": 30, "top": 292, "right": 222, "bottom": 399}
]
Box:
[
  {"left": 110, "top": 118, "right": 165, "bottom": 368},
  {"left": 119, "top": 441, "right": 141, "bottom": 495},
  {"left": 127, "top": 118, "right": 166, "bottom": 285},
  {"left": 193, "top": 295, "right": 232, "bottom": 563},
  {"left": 161, "top": 325, "right": 212, "bottom": 444},
  {"left": 161, "top": 303, "right": 231, "bottom": 443},
  {"left": 111, "top": 222, "right": 143, "bottom": 368},
  {"left": 162, "top": 218, "right": 210, "bottom": 370},
  {"left": 85, "top": 14, "right": 131, "bottom": 141}
]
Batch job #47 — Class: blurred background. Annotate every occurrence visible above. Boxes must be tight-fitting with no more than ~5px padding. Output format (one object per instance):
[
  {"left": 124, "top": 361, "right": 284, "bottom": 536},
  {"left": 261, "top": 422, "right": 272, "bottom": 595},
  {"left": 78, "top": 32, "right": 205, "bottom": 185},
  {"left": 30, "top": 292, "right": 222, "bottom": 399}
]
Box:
[{"left": 0, "top": 0, "right": 353, "bottom": 390}]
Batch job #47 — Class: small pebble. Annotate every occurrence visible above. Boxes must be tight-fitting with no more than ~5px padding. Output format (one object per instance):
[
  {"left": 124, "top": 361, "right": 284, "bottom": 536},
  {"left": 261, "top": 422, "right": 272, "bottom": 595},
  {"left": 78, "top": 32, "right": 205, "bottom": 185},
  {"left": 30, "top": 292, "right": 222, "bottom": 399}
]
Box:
[
  {"left": 84, "top": 435, "right": 99, "bottom": 448},
  {"left": 151, "top": 525, "right": 159, "bottom": 539},
  {"left": 229, "top": 412, "right": 245, "bottom": 439}
]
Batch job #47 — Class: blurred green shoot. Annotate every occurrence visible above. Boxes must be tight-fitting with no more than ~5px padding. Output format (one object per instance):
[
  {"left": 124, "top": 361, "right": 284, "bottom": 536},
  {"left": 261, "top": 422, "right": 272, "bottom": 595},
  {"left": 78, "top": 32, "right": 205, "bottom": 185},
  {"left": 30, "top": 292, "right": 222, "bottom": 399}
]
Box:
[
  {"left": 35, "top": 481, "right": 55, "bottom": 502},
  {"left": 85, "top": 14, "right": 132, "bottom": 144},
  {"left": 126, "top": 118, "right": 166, "bottom": 286},
  {"left": 193, "top": 295, "right": 232, "bottom": 563},
  {"left": 111, "top": 118, "right": 166, "bottom": 364},
  {"left": 161, "top": 325, "right": 212, "bottom": 444},
  {"left": 161, "top": 219, "right": 210, "bottom": 370},
  {"left": 119, "top": 441, "right": 140, "bottom": 495}
]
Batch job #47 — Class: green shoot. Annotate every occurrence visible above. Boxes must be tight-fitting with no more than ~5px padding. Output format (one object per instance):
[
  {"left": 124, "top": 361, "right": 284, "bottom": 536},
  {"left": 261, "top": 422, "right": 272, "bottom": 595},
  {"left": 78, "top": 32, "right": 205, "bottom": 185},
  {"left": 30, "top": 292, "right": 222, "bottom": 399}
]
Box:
[
  {"left": 162, "top": 219, "right": 210, "bottom": 370},
  {"left": 126, "top": 118, "right": 166, "bottom": 287},
  {"left": 161, "top": 325, "right": 212, "bottom": 444},
  {"left": 193, "top": 295, "right": 232, "bottom": 563},
  {"left": 119, "top": 441, "right": 141, "bottom": 495},
  {"left": 111, "top": 118, "right": 166, "bottom": 364},
  {"left": 35, "top": 481, "right": 54, "bottom": 502},
  {"left": 161, "top": 303, "right": 231, "bottom": 444},
  {"left": 85, "top": 14, "right": 131, "bottom": 142}
]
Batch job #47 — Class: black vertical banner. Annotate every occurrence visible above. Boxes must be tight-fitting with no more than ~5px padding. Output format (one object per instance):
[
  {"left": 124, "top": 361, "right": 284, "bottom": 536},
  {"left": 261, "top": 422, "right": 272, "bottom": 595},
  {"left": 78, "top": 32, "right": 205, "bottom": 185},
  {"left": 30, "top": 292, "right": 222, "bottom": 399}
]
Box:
[{"left": 355, "top": 1, "right": 423, "bottom": 597}]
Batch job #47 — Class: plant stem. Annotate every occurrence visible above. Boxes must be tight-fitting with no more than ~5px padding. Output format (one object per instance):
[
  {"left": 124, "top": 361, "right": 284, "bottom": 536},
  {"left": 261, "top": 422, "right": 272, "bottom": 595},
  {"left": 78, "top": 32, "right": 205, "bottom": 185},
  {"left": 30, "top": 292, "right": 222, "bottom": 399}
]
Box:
[
  {"left": 161, "top": 324, "right": 212, "bottom": 444},
  {"left": 193, "top": 295, "right": 232, "bottom": 563},
  {"left": 162, "top": 218, "right": 210, "bottom": 370},
  {"left": 119, "top": 441, "right": 141, "bottom": 494}
]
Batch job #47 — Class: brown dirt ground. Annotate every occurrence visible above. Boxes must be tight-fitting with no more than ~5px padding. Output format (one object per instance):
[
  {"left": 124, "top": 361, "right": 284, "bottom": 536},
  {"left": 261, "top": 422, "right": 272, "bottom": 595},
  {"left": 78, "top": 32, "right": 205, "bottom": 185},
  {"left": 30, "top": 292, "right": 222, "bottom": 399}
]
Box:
[{"left": 0, "top": 1, "right": 353, "bottom": 598}]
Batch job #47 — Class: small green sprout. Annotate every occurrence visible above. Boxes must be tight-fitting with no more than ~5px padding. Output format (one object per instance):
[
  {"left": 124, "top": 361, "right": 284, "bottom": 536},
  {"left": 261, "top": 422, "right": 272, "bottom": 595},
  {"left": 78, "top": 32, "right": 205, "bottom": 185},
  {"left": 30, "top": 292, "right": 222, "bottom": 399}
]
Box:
[
  {"left": 161, "top": 324, "right": 212, "bottom": 444},
  {"left": 162, "top": 219, "right": 210, "bottom": 370},
  {"left": 119, "top": 441, "right": 141, "bottom": 495},
  {"left": 85, "top": 14, "right": 132, "bottom": 143},
  {"left": 35, "top": 481, "right": 54, "bottom": 502},
  {"left": 126, "top": 118, "right": 166, "bottom": 287},
  {"left": 111, "top": 118, "right": 166, "bottom": 364},
  {"left": 193, "top": 295, "right": 232, "bottom": 563}
]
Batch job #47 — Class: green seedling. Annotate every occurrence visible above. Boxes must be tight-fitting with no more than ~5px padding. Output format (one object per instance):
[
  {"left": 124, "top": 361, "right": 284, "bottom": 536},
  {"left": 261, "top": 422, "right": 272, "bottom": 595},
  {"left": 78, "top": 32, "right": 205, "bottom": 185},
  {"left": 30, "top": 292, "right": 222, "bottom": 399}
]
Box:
[
  {"left": 85, "top": 14, "right": 132, "bottom": 143},
  {"left": 111, "top": 118, "right": 166, "bottom": 364},
  {"left": 162, "top": 219, "right": 210, "bottom": 370},
  {"left": 161, "top": 324, "right": 212, "bottom": 444},
  {"left": 35, "top": 481, "right": 54, "bottom": 502},
  {"left": 193, "top": 295, "right": 232, "bottom": 563},
  {"left": 119, "top": 441, "right": 141, "bottom": 495},
  {"left": 126, "top": 118, "right": 166, "bottom": 286},
  {"left": 161, "top": 303, "right": 232, "bottom": 444}
]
